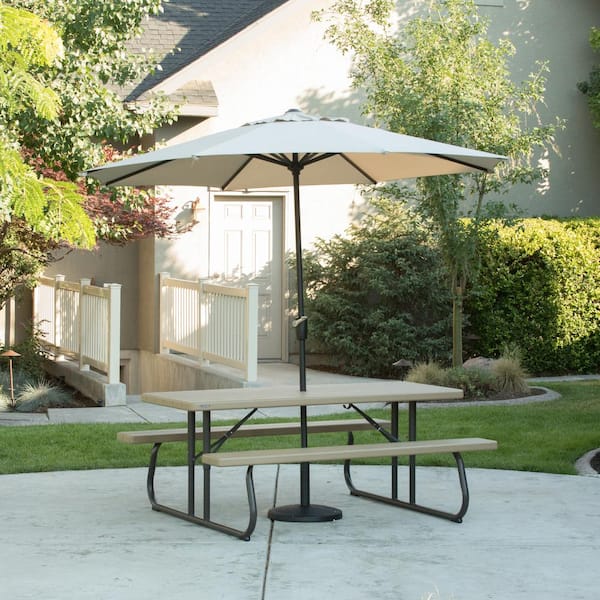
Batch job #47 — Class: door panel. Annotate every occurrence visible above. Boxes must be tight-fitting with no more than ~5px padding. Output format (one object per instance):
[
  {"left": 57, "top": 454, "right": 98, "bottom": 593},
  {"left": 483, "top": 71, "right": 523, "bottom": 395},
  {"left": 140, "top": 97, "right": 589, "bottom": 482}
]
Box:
[{"left": 210, "top": 196, "right": 283, "bottom": 360}]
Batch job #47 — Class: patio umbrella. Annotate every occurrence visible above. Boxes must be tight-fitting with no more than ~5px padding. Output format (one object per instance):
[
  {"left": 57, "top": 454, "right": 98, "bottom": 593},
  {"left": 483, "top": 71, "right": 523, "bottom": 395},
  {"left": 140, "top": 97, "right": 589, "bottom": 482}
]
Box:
[
  {"left": 85, "top": 109, "right": 505, "bottom": 523},
  {"left": 85, "top": 108, "right": 505, "bottom": 391}
]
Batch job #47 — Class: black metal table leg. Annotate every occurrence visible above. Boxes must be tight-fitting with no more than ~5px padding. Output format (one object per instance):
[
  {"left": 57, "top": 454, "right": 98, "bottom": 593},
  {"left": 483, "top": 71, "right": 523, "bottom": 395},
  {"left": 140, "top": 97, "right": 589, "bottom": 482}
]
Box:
[
  {"left": 408, "top": 402, "right": 417, "bottom": 503},
  {"left": 391, "top": 402, "right": 399, "bottom": 500},
  {"left": 202, "top": 410, "right": 212, "bottom": 520},
  {"left": 188, "top": 411, "right": 196, "bottom": 515}
]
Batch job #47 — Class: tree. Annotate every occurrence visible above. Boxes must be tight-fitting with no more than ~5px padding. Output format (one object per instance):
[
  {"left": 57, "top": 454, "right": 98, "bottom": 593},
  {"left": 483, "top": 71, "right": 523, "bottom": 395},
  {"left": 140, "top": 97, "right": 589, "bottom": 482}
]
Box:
[
  {"left": 6, "top": 0, "right": 179, "bottom": 243},
  {"left": 0, "top": 3, "right": 95, "bottom": 306},
  {"left": 317, "top": 0, "right": 562, "bottom": 366},
  {"left": 578, "top": 27, "right": 600, "bottom": 129}
]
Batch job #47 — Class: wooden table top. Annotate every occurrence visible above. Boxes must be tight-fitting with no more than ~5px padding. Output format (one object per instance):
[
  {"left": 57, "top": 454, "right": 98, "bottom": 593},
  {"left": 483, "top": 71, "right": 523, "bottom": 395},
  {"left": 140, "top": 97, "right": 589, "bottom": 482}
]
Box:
[{"left": 142, "top": 381, "right": 464, "bottom": 412}]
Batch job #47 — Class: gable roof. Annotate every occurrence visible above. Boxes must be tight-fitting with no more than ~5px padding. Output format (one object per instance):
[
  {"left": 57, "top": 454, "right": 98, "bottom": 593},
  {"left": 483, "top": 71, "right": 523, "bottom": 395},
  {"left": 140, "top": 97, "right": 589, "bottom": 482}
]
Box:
[{"left": 124, "top": 0, "right": 290, "bottom": 103}]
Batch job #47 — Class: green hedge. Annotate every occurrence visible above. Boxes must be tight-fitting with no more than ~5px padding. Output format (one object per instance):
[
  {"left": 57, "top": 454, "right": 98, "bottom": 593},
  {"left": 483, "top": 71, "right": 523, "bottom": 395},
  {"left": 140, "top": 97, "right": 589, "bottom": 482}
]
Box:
[{"left": 466, "top": 218, "right": 600, "bottom": 375}]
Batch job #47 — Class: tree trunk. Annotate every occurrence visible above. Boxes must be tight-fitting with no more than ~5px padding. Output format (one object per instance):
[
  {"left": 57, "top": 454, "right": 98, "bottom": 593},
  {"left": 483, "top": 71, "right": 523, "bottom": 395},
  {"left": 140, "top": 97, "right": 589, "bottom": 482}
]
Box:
[{"left": 452, "top": 285, "right": 463, "bottom": 368}]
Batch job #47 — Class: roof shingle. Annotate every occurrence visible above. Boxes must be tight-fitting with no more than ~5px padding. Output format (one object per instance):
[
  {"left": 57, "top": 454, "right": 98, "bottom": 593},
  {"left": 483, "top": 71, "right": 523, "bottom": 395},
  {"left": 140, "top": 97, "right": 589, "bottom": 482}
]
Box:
[{"left": 124, "top": 0, "right": 290, "bottom": 101}]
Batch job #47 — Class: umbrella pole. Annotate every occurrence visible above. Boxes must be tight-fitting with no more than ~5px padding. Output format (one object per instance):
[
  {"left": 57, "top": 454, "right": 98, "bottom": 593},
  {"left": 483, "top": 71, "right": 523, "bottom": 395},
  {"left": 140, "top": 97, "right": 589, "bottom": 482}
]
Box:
[
  {"left": 292, "top": 162, "right": 307, "bottom": 393},
  {"left": 267, "top": 156, "right": 342, "bottom": 524},
  {"left": 292, "top": 160, "right": 311, "bottom": 509}
]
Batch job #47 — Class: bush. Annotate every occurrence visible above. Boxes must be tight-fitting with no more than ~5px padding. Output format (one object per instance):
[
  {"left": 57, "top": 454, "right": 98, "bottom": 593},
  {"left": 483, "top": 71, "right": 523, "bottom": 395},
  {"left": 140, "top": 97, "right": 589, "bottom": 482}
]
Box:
[
  {"left": 14, "top": 380, "right": 76, "bottom": 413},
  {"left": 492, "top": 357, "right": 530, "bottom": 397},
  {"left": 405, "top": 361, "right": 448, "bottom": 386},
  {"left": 302, "top": 199, "right": 452, "bottom": 378},
  {"left": 466, "top": 218, "right": 600, "bottom": 375},
  {"left": 406, "top": 356, "right": 529, "bottom": 400}
]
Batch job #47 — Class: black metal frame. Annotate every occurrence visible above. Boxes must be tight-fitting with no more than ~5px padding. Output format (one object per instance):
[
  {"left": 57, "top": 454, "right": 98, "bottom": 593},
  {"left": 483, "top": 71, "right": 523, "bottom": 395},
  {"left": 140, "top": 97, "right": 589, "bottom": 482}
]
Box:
[
  {"left": 144, "top": 410, "right": 260, "bottom": 541},
  {"left": 338, "top": 402, "right": 470, "bottom": 522},
  {"left": 342, "top": 433, "right": 470, "bottom": 523}
]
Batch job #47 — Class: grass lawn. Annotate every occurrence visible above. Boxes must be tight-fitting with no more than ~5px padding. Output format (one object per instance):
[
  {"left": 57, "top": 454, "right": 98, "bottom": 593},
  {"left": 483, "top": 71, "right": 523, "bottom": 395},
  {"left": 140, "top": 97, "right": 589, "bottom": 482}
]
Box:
[{"left": 0, "top": 380, "right": 598, "bottom": 475}]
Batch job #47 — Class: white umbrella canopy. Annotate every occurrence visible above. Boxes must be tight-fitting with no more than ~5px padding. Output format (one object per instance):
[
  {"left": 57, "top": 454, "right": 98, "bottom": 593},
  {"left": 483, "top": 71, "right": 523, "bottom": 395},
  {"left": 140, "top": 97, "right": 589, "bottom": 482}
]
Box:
[
  {"left": 84, "top": 108, "right": 506, "bottom": 392},
  {"left": 86, "top": 108, "right": 504, "bottom": 188}
]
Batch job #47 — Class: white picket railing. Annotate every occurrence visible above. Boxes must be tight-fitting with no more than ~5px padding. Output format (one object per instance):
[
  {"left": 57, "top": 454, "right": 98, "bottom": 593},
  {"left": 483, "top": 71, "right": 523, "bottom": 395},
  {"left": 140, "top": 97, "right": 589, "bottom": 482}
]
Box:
[
  {"left": 159, "top": 272, "right": 258, "bottom": 382},
  {"left": 33, "top": 276, "right": 121, "bottom": 384}
]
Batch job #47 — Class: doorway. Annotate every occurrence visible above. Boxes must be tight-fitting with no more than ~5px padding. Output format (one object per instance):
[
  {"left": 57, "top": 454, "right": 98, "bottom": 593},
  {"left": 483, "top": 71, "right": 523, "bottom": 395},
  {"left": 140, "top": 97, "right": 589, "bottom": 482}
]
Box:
[{"left": 209, "top": 195, "right": 285, "bottom": 360}]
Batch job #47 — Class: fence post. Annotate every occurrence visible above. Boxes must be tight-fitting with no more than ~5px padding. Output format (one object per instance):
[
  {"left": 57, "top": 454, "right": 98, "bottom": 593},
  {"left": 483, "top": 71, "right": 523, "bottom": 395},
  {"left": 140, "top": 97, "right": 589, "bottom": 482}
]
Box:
[
  {"left": 105, "top": 283, "right": 121, "bottom": 384},
  {"left": 158, "top": 272, "right": 170, "bottom": 354},
  {"left": 79, "top": 278, "right": 91, "bottom": 371},
  {"left": 198, "top": 278, "right": 205, "bottom": 363},
  {"left": 55, "top": 275, "right": 65, "bottom": 360},
  {"left": 246, "top": 284, "right": 259, "bottom": 383}
]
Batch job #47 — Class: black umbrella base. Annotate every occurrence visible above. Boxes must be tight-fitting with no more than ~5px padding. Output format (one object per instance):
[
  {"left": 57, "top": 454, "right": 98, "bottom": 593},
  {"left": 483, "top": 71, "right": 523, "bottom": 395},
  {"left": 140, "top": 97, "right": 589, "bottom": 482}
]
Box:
[{"left": 268, "top": 503, "right": 343, "bottom": 523}]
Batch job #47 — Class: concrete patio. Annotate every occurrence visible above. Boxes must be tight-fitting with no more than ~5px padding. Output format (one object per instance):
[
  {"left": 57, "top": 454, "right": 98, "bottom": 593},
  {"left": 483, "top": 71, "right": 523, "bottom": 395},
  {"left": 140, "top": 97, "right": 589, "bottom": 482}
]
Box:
[
  {"left": 0, "top": 365, "right": 598, "bottom": 599},
  {"left": 1, "top": 464, "right": 598, "bottom": 599}
]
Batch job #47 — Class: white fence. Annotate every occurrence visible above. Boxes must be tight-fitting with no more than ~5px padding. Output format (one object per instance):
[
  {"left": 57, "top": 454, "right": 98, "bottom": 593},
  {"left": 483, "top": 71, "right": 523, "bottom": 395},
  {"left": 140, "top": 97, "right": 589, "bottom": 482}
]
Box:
[
  {"left": 33, "top": 276, "right": 121, "bottom": 384},
  {"left": 159, "top": 272, "right": 258, "bottom": 382}
]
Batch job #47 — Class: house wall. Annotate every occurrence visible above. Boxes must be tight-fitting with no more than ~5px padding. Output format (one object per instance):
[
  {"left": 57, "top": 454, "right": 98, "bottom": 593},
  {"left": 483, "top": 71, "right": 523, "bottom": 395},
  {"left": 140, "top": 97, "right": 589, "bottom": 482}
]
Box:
[{"left": 479, "top": 0, "right": 600, "bottom": 216}]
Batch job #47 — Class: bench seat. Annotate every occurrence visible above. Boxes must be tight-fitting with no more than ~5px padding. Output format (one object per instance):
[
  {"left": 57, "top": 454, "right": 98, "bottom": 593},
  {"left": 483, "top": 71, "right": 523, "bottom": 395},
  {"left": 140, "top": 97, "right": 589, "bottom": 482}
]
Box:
[
  {"left": 203, "top": 436, "right": 497, "bottom": 534},
  {"left": 202, "top": 437, "right": 497, "bottom": 467},
  {"left": 117, "top": 419, "right": 391, "bottom": 445}
]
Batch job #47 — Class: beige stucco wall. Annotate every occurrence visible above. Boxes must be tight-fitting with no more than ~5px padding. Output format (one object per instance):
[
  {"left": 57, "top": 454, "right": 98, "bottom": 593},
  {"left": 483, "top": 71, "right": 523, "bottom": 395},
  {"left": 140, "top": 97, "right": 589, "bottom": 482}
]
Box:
[{"left": 480, "top": 0, "right": 600, "bottom": 216}]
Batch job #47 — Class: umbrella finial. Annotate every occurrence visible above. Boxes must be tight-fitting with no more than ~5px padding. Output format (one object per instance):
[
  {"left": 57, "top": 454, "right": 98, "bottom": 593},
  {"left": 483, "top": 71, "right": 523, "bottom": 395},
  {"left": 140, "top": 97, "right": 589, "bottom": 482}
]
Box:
[{"left": 245, "top": 109, "right": 349, "bottom": 126}]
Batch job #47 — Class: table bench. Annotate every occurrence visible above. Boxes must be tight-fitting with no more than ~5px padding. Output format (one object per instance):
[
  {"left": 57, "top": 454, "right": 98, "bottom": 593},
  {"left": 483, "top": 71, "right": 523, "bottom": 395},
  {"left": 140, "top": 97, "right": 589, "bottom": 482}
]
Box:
[
  {"left": 202, "top": 437, "right": 497, "bottom": 538},
  {"left": 118, "top": 418, "right": 391, "bottom": 525}
]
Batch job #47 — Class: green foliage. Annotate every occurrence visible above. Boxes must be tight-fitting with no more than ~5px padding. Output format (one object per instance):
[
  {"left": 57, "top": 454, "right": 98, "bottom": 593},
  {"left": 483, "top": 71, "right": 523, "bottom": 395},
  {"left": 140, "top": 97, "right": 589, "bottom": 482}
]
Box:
[
  {"left": 0, "top": 4, "right": 62, "bottom": 120},
  {"left": 0, "top": 1, "right": 176, "bottom": 304},
  {"left": 0, "top": 3, "right": 96, "bottom": 305},
  {"left": 5, "top": 0, "right": 177, "bottom": 247},
  {"left": 303, "top": 198, "right": 452, "bottom": 377},
  {"left": 317, "top": 0, "right": 563, "bottom": 365},
  {"left": 318, "top": 0, "right": 561, "bottom": 194},
  {"left": 577, "top": 27, "right": 600, "bottom": 129},
  {"left": 7, "top": 0, "right": 174, "bottom": 179},
  {"left": 466, "top": 218, "right": 600, "bottom": 375},
  {"left": 9, "top": 322, "right": 51, "bottom": 378},
  {"left": 0, "top": 368, "right": 75, "bottom": 411},
  {"left": 442, "top": 366, "right": 498, "bottom": 398}
]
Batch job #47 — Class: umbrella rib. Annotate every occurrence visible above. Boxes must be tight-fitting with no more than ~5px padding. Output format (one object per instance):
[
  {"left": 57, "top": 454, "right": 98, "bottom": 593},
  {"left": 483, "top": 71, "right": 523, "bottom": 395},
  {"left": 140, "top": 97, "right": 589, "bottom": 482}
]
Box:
[
  {"left": 432, "top": 154, "right": 492, "bottom": 173},
  {"left": 299, "top": 153, "right": 337, "bottom": 167},
  {"left": 101, "top": 160, "right": 174, "bottom": 186},
  {"left": 249, "top": 154, "right": 289, "bottom": 167},
  {"left": 338, "top": 154, "right": 378, "bottom": 184},
  {"left": 221, "top": 156, "right": 254, "bottom": 189}
]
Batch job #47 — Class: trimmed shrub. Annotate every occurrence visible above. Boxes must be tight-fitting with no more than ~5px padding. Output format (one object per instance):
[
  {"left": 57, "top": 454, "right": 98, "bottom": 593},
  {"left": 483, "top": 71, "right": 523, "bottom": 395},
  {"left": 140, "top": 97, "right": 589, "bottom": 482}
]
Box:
[
  {"left": 466, "top": 218, "right": 600, "bottom": 375},
  {"left": 303, "top": 199, "right": 452, "bottom": 378}
]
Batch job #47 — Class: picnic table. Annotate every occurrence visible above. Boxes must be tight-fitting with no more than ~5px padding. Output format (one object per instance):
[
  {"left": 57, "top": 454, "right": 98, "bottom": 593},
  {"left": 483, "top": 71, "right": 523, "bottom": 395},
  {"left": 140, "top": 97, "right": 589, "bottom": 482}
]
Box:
[{"left": 127, "top": 381, "right": 496, "bottom": 540}]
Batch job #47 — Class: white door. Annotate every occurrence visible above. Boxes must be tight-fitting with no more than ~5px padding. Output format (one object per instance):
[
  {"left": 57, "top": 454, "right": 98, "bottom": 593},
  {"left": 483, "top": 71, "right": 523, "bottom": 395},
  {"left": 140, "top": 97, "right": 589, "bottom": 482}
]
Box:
[{"left": 209, "top": 196, "right": 284, "bottom": 360}]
